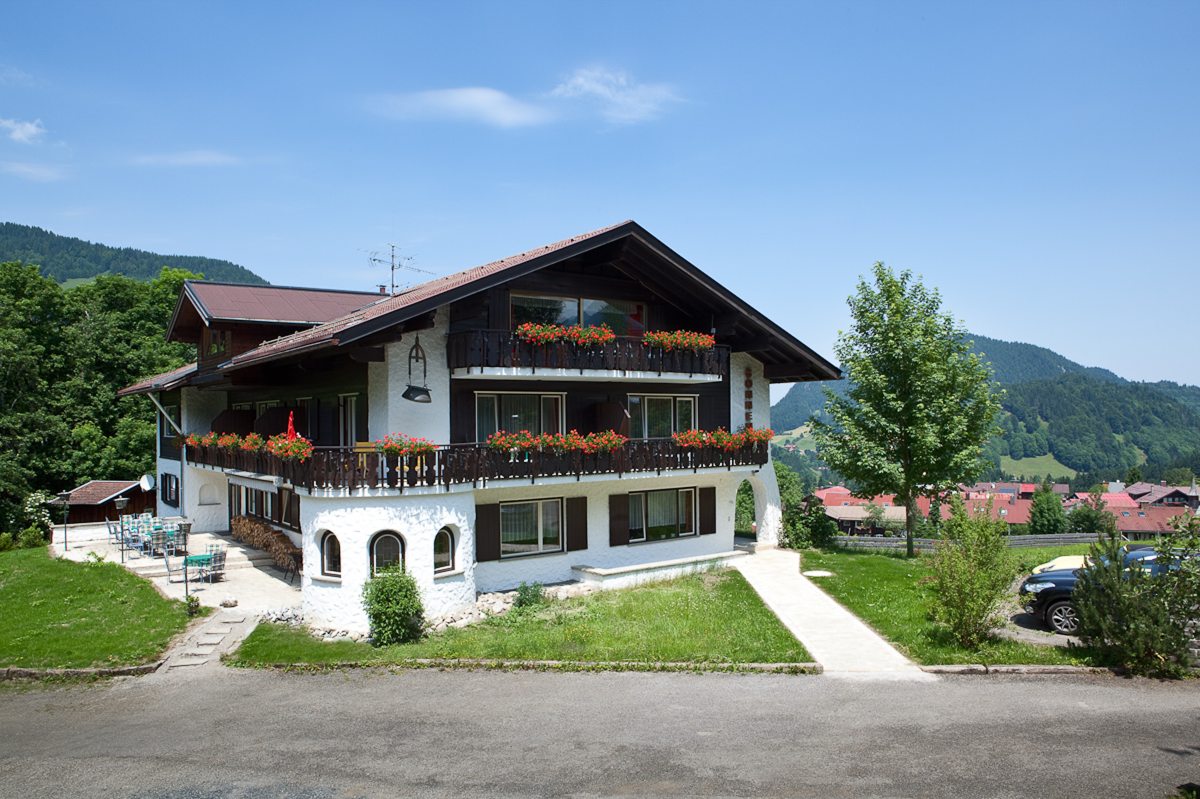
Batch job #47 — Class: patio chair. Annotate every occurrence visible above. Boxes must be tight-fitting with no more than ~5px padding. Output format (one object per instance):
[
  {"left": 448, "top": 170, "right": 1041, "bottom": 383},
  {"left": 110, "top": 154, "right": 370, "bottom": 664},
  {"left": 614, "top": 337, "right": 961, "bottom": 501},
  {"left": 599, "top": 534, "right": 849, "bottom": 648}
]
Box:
[
  {"left": 200, "top": 545, "right": 226, "bottom": 583},
  {"left": 105, "top": 519, "right": 121, "bottom": 545}
]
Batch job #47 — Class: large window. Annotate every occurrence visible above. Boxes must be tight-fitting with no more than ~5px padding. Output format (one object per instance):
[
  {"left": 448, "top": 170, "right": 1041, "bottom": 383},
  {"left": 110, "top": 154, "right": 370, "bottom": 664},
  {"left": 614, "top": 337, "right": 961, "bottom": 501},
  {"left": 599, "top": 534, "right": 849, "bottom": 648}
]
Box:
[
  {"left": 628, "top": 395, "right": 697, "bottom": 439},
  {"left": 500, "top": 499, "right": 562, "bottom": 557},
  {"left": 339, "top": 394, "right": 358, "bottom": 447},
  {"left": 160, "top": 473, "right": 179, "bottom": 507},
  {"left": 370, "top": 532, "right": 405, "bottom": 575},
  {"left": 511, "top": 294, "right": 646, "bottom": 337},
  {"left": 476, "top": 392, "right": 563, "bottom": 440},
  {"left": 160, "top": 405, "right": 180, "bottom": 439},
  {"left": 629, "top": 488, "right": 696, "bottom": 542}
]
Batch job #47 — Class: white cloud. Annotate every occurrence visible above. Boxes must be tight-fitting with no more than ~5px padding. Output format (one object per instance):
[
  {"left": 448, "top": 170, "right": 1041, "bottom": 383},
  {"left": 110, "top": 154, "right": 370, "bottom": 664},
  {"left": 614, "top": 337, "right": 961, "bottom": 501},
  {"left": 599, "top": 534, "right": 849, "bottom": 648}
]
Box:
[
  {"left": 0, "top": 65, "right": 35, "bottom": 87},
  {"left": 131, "top": 149, "right": 242, "bottom": 167},
  {"left": 0, "top": 117, "right": 46, "bottom": 144},
  {"left": 550, "top": 67, "right": 680, "bottom": 124},
  {"left": 372, "top": 87, "right": 554, "bottom": 128},
  {"left": 0, "top": 161, "right": 66, "bottom": 182}
]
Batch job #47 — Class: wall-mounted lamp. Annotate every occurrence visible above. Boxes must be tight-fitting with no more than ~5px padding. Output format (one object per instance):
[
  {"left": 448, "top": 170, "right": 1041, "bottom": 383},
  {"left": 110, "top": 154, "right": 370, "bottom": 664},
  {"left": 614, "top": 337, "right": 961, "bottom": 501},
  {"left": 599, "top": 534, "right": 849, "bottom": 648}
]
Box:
[{"left": 402, "top": 333, "right": 432, "bottom": 403}]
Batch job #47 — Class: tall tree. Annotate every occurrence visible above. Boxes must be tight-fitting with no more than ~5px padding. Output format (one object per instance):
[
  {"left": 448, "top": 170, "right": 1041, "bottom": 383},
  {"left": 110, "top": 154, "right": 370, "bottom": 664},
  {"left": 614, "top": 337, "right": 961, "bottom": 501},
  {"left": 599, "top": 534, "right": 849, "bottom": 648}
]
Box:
[
  {"left": 813, "top": 263, "right": 1001, "bottom": 556},
  {"left": 1028, "top": 481, "right": 1067, "bottom": 536}
]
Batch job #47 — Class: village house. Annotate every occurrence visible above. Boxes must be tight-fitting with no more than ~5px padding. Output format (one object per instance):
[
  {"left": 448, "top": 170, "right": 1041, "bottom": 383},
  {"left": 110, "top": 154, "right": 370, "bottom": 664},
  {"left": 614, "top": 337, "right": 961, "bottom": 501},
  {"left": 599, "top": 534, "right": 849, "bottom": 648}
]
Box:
[{"left": 119, "top": 221, "right": 839, "bottom": 632}]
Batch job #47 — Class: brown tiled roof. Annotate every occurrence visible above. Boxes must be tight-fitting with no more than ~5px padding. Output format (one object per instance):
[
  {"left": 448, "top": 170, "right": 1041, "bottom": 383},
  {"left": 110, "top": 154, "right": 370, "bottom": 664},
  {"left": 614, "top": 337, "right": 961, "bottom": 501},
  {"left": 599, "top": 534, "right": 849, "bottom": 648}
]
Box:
[
  {"left": 186, "top": 282, "right": 383, "bottom": 325},
  {"left": 1112, "top": 506, "right": 1190, "bottom": 534},
  {"left": 116, "top": 362, "right": 197, "bottom": 397},
  {"left": 64, "top": 480, "right": 140, "bottom": 505},
  {"left": 226, "top": 221, "right": 632, "bottom": 370}
]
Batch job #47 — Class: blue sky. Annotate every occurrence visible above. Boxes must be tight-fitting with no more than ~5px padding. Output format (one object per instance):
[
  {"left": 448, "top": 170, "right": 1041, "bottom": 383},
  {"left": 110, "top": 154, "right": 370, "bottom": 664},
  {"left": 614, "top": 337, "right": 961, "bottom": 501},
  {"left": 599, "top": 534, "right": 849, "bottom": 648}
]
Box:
[{"left": 2, "top": 1, "right": 1197, "bottom": 395}]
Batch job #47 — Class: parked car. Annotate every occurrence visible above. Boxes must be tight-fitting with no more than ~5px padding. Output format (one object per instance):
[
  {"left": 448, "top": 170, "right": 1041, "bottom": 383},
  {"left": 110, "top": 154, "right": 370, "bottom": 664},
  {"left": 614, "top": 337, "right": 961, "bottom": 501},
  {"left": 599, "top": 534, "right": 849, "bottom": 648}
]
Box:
[
  {"left": 1018, "top": 548, "right": 1162, "bottom": 635},
  {"left": 1029, "top": 543, "right": 1154, "bottom": 574}
]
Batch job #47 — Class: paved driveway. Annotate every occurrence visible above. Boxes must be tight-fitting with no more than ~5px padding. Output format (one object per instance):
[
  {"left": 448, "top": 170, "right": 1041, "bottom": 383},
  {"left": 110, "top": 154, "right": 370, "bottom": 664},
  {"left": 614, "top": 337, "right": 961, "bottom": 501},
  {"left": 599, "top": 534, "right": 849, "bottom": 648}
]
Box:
[{"left": 2, "top": 668, "right": 1198, "bottom": 798}]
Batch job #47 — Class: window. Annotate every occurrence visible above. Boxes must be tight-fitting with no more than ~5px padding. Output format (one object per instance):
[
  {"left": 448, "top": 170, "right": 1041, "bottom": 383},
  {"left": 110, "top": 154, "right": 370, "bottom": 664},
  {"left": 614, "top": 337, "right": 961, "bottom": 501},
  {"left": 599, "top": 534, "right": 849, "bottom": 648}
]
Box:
[
  {"left": 500, "top": 499, "right": 562, "bottom": 557},
  {"left": 256, "top": 399, "right": 281, "bottom": 417},
  {"left": 434, "top": 527, "right": 454, "bottom": 572},
  {"left": 295, "top": 397, "right": 313, "bottom": 439},
  {"left": 160, "top": 405, "right": 180, "bottom": 439},
  {"left": 476, "top": 393, "right": 564, "bottom": 440},
  {"left": 511, "top": 294, "right": 646, "bottom": 336},
  {"left": 160, "top": 473, "right": 179, "bottom": 507},
  {"left": 628, "top": 488, "right": 695, "bottom": 542},
  {"left": 204, "top": 328, "right": 231, "bottom": 358},
  {"left": 627, "top": 395, "right": 697, "bottom": 439},
  {"left": 339, "top": 394, "right": 358, "bottom": 447},
  {"left": 278, "top": 487, "right": 301, "bottom": 532},
  {"left": 370, "top": 532, "right": 404, "bottom": 575},
  {"left": 322, "top": 532, "right": 342, "bottom": 576}
]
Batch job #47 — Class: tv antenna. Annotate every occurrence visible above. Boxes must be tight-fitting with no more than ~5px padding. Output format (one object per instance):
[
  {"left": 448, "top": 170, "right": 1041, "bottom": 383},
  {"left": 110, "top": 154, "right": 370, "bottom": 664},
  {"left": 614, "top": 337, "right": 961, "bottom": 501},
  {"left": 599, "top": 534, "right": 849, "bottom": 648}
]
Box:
[{"left": 365, "top": 244, "right": 433, "bottom": 295}]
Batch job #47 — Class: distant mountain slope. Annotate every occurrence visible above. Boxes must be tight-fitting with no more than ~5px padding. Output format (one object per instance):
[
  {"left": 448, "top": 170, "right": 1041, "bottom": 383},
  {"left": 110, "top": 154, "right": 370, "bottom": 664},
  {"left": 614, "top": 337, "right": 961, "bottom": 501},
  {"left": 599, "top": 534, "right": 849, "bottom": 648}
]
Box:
[
  {"left": 0, "top": 222, "right": 266, "bottom": 285},
  {"left": 1140, "top": 380, "right": 1200, "bottom": 416},
  {"left": 772, "top": 332, "right": 1128, "bottom": 432}
]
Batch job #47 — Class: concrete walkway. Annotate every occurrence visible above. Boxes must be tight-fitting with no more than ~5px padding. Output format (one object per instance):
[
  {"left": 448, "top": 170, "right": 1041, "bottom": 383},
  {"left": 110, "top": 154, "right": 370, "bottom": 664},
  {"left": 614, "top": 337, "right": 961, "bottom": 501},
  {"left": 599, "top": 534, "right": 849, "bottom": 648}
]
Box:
[{"left": 736, "top": 548, "right": 936, "bottom": 681}]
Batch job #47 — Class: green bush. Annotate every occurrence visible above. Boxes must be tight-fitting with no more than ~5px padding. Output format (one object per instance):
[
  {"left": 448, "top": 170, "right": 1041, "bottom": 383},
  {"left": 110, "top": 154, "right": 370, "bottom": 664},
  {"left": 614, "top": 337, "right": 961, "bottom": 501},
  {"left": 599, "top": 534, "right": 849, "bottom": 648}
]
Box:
[
  {"left": 362, "top": 565, "right": 424, "bottom": 645},
  {"left": 514, "top": 581, "right": 546, "bottom": 609},
  {"left": 1074, "top": 519, "right": 1200, "bottom": 678},
  {"left": 17, "top": 526, "right": 46, "bottom": 549},
  {"left": 928, "top": 497, "right": 1014, "bottom": 648},
  {"left": 0, "top": 532, "right": 13, "bottom": 552},
  {"left": 780, "top": 496, "right": 837, "bottom": 550}
]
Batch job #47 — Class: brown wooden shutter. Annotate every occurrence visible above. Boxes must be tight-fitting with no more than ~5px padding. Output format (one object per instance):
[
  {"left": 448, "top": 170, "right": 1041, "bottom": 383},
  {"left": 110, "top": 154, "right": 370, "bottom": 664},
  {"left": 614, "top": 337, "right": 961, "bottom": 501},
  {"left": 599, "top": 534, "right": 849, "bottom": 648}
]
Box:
[
  {"left": 566, "top": 496, "right": 588, "bottom": 552},
  {"left": 609, "top": 493, "right": 630, "bottom": 547},
  {"left": 698, "top": 487, "right": 717, "bottom": 535},
  {"left": 475, "top": 503, "right": 501, "bottom": 562}
]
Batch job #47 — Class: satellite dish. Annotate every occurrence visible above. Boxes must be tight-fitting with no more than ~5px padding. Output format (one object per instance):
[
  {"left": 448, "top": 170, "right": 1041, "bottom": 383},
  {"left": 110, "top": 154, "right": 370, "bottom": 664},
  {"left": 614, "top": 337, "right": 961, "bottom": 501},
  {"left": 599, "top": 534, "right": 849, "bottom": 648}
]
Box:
[{"left": 139, "top": 474, "right": 156, "bottom": 492}]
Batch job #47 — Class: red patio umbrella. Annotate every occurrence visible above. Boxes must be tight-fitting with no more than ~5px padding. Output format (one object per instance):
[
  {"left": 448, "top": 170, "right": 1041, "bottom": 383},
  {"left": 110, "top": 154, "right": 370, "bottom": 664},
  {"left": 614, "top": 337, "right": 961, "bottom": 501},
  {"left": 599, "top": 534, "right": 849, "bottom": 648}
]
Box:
[{"left": 286, "top": 411, "right": 296, "bottom": 441}]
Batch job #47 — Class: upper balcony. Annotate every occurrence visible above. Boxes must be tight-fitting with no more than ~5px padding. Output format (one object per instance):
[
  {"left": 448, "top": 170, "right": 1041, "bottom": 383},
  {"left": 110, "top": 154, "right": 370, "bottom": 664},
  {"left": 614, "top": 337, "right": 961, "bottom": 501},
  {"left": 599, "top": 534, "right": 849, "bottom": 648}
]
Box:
[
  {"left": 446, "top": 329, "right": 729, "bottom": 384},
  {"left": 186, "top": 438, "right": 767, "bottom": 494}
]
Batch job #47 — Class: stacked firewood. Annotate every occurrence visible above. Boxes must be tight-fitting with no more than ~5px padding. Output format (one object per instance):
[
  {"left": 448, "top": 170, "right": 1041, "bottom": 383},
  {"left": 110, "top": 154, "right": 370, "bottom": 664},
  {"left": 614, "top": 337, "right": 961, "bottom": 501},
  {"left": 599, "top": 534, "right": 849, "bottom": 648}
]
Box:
[{"left": 230, "top": 515, "right": 303, "bottom": 573}]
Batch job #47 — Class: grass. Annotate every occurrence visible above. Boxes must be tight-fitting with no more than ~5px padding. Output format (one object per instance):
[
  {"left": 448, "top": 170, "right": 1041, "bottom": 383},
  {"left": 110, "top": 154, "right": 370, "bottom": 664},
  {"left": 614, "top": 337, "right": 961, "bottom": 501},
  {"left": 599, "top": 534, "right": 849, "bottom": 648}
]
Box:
[
  {"left": 999, "top": 452, "right": 1077, "bottom": 479},
  {"left": 771, "top": 424, "right": 816, "bottom": 452},
  {"left": 0, "top": 547, "right": 192, "bottom": 669},
  {"left": 233, "top": 570, "right": 811, "bottom": 667},
  {"left": 801, "top": 548, "right": 1096, "bottom": 666}
]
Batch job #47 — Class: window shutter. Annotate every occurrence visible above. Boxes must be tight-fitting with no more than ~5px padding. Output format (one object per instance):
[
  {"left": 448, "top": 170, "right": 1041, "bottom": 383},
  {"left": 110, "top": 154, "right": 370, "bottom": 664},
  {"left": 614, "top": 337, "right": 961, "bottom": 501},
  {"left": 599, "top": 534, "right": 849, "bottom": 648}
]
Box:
[
  {"left": 566, "top": 496, "right": 588, "bottom": 552},
  {"left": 475, "top": 503, "right": 501, "bottom": 562},
  {"left": 609, "top": 493, "right": 630, "bottom": 547},
  {"left": 698, "top": 486, "right": 717, "bottom": 535}
]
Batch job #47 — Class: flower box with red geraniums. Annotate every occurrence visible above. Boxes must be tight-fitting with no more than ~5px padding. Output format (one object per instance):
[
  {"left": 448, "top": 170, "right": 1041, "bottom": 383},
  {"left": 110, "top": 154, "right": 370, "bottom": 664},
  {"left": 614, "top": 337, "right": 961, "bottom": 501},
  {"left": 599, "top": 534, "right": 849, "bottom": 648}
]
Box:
[
  {"left": 266, "top": 432, "right": 314, "bottom": 462},
  {"left": 514, "top": 322, "right": 616, "bottom": 347},
  {"left": 216, "top": 433, "right": 242, "bottom": 450},
  {"left": 376, "top": 433, "right": 437, "bottom": 457},
  {"left": 671, "top": 426, "right": 773, "bottom": 452},
  {"left": 184, "top": 432, "right": 219, "bottom": 448},
  {"left": 642, "top": 330, "right": 716, "bottom": 353},
  {"left": 240, "top": 432, "right": 265, "bottom": 452},
  {"left": 486, "top": 429, "right": 628, "bottom": 454}
]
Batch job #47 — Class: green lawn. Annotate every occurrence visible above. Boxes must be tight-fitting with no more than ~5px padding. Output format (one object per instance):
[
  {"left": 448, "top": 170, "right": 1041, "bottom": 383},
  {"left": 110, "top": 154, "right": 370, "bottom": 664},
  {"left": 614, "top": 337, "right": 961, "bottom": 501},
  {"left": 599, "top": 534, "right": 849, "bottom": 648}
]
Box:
[
  {"left": 999, "top": 452, "right": 1077, "bottom": 479},
  {"left": 234, "top": 570, "right": 811, "bottom": 667},
  {"left": 0, "top": 547, "right": 192, "bottom": 669},
  {"left": 801, "top": 548, "right": 1096, "bottom": 666}
]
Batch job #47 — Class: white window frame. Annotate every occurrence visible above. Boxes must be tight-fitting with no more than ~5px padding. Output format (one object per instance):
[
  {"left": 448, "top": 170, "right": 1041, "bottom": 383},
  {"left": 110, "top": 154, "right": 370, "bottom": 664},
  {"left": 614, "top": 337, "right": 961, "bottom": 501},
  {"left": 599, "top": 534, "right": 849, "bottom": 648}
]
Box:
[
  {"left": 161, "top": 405, "right": 180, "bottom": 439},
  {"left": 433, "top": 527, "right": 455, "bottom": 573},
  {"left": 475, "top": 391, "right": 566, "bottom": 442},
  {"left": 627, "top": 394, "right": 699, "bottom": 439},
  {"left": 370, "top": 531, "right": 405, "bottom": 576},
  {"left": 628, "top": 487, "right": 697, "bottom": 543},
  {"left": 338, "top": 393, "right": 358, "bottom": 448},
  {"left": 499, "top": 498, "right": 564, "bottom": 558},
  {"left": 321, "top": 532, "right": 342, "bottom": 577}
]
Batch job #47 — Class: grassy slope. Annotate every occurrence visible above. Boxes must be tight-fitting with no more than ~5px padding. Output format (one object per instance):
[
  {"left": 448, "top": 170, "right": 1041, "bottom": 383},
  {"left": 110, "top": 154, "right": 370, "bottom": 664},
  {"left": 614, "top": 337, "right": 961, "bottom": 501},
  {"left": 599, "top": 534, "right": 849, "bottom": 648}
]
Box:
[
  {"left": 801, "top": 548, "right": 1095, "bottom": 666},
  {"left": 234, "top": 570, "right": 810, "bottom": 666},
  {"left": 999, "top": 452, "right": 1077, "bottom": 479},
  {"left": 0, "top": 547, "right": 191, "bottom": 668}
]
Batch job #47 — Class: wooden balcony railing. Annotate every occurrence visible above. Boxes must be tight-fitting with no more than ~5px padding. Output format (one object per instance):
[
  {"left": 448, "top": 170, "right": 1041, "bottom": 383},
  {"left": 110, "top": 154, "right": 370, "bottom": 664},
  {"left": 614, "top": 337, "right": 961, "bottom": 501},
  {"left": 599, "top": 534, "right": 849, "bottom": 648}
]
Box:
[
  {"left": 185, "top": 439, "right": 768, "bottom": 494},
  {"left": 446, "top": 329, "right": 730, "bottom": 379}
]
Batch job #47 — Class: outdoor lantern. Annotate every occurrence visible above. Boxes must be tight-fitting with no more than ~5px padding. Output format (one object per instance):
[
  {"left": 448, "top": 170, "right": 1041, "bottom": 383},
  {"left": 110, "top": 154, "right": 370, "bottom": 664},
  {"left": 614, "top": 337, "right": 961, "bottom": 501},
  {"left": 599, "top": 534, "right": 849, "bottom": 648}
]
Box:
[{"left": 402, "top": 333, "right": 432, "bottom": 403}]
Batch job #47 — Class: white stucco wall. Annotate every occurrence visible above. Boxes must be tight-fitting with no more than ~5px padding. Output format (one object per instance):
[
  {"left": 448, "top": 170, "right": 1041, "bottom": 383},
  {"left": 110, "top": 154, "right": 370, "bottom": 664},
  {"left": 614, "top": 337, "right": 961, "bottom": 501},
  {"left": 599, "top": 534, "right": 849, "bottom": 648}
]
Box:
[
  {"left": 379, "top": 308, "right": 451, "bottom": 444},
  {"left": 727, "top": 352, "right": 781, "bottom": 546},
  {"left": 182, "top": 387, "right": 228, "bottom": 434},
  {"left": 182, "top": 465, "right": 230, "bottom": 532},
  {"left": 300, "top": 491, "right": 477, "bottom": 632}
]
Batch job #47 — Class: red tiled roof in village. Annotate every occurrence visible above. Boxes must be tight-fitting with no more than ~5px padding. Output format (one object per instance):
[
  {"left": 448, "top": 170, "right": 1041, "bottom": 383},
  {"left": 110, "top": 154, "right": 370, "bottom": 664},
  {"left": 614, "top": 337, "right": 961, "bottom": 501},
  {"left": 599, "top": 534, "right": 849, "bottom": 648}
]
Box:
[
  {"left": 226, "top": 221, "right": 633, "bottom": 370},
  {"left": 63, "top": 480, "right": 140, "bottom": 506},
  {"left": 1111, "top": 506, "right": 1190, "bottom": 534}
]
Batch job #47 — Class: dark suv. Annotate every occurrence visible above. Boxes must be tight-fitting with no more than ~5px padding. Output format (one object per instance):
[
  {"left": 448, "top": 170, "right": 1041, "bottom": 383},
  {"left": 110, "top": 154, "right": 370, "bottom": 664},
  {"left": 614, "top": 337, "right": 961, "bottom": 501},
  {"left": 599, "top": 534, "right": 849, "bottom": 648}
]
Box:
[{"left": 1018, "top": 547, "right": 1160, "bottom": 635}]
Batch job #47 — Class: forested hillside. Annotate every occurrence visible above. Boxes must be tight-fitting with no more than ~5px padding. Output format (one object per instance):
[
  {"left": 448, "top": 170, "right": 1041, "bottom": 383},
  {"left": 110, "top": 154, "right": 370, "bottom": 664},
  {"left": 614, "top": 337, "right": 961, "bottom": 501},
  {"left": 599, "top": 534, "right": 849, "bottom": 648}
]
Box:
[
  {"left": 772, "top": 332, "right": 1200, "bottom": 486},
  {"left": 0, "top": 222, "right": 266, "bottom": 285},
  {"left": 0, "top": 261, "right": 195, "bottom": 529}
]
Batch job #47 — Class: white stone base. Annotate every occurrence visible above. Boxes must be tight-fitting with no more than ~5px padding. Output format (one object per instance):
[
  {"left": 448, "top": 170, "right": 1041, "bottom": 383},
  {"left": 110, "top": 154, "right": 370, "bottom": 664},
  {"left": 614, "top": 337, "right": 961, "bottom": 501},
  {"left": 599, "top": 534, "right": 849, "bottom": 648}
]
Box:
[{"left": 571, "top": 550, "right": 748, "bottom": 591}]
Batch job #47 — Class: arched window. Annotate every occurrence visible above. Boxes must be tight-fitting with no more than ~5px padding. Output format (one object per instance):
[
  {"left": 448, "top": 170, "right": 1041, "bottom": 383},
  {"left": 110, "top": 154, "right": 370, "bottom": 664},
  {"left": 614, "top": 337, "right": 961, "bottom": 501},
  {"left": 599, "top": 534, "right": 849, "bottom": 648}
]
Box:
[
  {"left": 370, "top": 531, "right": 405, "bottom": 575},
  {"left": 321, "top": 532, "right": 341, "bottom": 577},
  {"left": 434, "top": 527, "right": 454, "bottom": 573}
]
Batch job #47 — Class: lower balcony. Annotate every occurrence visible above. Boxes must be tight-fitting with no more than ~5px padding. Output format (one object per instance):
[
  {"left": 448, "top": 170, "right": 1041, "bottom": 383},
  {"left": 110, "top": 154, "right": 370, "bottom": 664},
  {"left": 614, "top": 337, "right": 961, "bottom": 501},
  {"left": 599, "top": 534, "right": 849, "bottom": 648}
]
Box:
[{"left": 186, "top": 439, "right": 768, "bottom": 493}]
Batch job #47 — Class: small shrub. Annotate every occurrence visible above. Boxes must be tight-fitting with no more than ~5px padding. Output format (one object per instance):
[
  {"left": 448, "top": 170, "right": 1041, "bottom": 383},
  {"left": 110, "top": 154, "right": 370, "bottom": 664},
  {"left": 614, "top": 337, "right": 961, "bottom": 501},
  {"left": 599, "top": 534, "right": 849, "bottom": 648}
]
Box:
[
  {"left": 0, "top": 532, "right": 13, "bottom": 552},
  {"left": 185, "top": 594, "right": 201, "bottom": 617},
  {"left": 1075, "top": 519, "right": 1200, "bottom": 678},
  {"left": 514, "top": 581, "right": 546, "bottom": 609},
  {"left": 780, "top": 496, "right": 837, "bottom": 550},
  {"left": 362, "top": 565, "right": 424, "bottom": 645},
  {"left": 927, "top": 497, "right": 1014, "bottom": 648},
  {"left": 18, "top": 525, "right": 46, "bottom": 549}
]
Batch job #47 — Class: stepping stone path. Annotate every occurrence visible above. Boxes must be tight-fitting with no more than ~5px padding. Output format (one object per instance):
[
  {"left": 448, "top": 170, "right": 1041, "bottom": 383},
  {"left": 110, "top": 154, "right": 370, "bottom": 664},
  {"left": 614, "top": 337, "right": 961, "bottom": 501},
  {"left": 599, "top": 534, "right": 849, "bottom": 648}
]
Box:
[{"left": 163, "top": 611, "right": 257, "bottom": 671}]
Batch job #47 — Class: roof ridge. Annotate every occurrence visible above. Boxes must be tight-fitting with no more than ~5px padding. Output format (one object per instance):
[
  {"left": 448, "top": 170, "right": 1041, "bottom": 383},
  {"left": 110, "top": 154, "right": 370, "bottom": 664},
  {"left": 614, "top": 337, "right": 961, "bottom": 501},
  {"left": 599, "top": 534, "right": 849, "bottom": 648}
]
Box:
[{"left": 184, "top": 279, "right": 383, "bottom": 296}]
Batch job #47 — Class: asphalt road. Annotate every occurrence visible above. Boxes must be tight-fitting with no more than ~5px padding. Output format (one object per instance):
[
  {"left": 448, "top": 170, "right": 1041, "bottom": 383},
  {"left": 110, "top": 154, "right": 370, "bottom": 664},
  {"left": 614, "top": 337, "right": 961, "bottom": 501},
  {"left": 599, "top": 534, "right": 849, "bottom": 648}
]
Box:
[{"left": 1, "top": 668, "right": 1198, "bottom": 799}]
